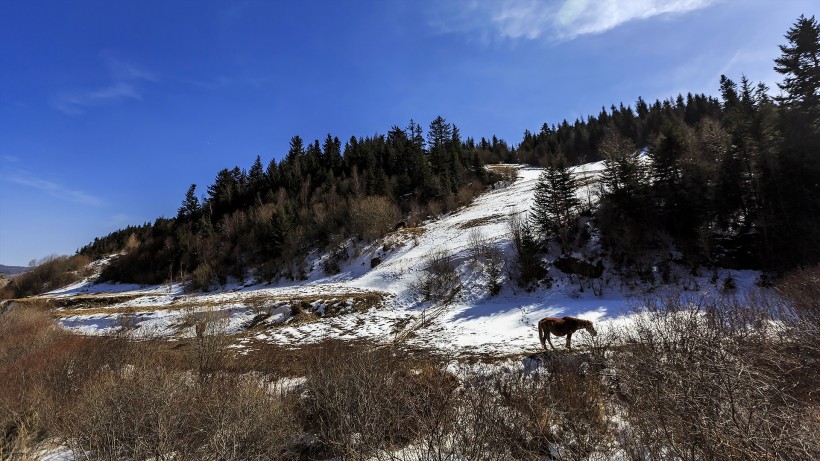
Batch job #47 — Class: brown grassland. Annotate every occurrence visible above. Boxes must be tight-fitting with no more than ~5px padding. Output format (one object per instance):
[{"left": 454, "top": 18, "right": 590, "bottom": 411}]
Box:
[{"left": 0, "top": 267, "right": 818, "bottom": 460}]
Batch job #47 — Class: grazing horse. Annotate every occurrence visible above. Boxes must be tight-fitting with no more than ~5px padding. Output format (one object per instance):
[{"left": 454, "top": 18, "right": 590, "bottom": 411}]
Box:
[{"left": 538, "top": 316, "right": 597, "bottom": 351}]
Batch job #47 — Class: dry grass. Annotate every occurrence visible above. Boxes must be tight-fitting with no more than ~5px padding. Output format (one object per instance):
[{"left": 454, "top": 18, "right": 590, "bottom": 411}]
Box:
[
  {"left": 486, "top": 164, "right": 520, "bottom": 186},
  {"left": 382, "top": 226, "right": 426, "bottom": 251},
  {"left": 36, "top": 293, "right": 149, "bottom": 308},
  {"left": 47, "top": 290, "right": 389, "bottom": 322},
  {"left": 392, "top": 226, "right": 425, "bottom": 238},
  {"left": 458, "top": 213, "right": 504, "bottom": 229},
  {"left": 3, "top": 268, "right": 819, "bottom": 460},
  {"left": 52, "top": 304, "right": 179, "bottom": 318}
]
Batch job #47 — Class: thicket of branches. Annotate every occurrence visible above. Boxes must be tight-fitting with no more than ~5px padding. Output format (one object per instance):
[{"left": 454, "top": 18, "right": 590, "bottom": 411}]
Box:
[
  {"left": 2, "top": 265, "right": 817, "bottom": 460},
  {"left": 0, "top": 255, "right": 91, "bottom": 299}
]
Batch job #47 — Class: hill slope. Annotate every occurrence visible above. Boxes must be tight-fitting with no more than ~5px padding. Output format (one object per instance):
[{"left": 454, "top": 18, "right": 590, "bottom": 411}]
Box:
[
  {"left": 0, "top": 264, "right": 28, "bottom": 275},
  {"left": 40, "top": 162, "right": 758, "bottom": 356}
]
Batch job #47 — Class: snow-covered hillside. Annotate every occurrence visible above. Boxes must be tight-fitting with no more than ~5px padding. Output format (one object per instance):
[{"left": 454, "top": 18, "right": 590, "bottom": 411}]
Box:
[{"left": 42, "top": 163, "right": 759, "bottom": 356}]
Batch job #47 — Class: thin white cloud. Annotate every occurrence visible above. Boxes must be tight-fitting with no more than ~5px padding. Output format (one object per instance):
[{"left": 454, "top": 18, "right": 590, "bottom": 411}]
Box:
[
  {"left": 53, "top": 53, "right": 157, "bottom": 115},
  {"left": 712, "top": 48, "right": 782, "bottom": 94},
  {"left": 492, "top": 0, "right": 556, "bottom": 40},
  {"left": 108, "top": 213, "right": 134, "bottom": 226},
  {"left": 1, "top": 169, "right": 104, "bottom": 206},
  {"left": 429, "top": 0, "right": 719, "bottom": 42},
  {"left": 184, "top": 75, "right": 269, "bottom": 91},
  {"left": 555, "top": 0, "right": 718, "bottom": 39}
]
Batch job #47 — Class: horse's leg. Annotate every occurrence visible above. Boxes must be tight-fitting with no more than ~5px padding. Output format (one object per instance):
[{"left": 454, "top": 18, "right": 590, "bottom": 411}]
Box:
[
  {"left": 546, "top": 331, "right": 556, "bottom": 350},
  {"left": 566, "top": 332, "right": 573, "bottom": 350},
  {"left": 539, "top": 322, "right": 548, "bottom": 351}
]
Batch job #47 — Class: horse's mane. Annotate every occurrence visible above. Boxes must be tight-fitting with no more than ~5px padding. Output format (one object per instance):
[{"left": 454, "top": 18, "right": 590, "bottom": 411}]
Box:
[{"left": 562, "top": 316, "right": 591, "bottom": 327}]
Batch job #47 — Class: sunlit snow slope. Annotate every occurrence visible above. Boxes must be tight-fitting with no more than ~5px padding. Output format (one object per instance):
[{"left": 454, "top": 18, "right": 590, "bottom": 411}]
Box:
[{"left": 44, "top": 162, "right": 758, "bottom": 356}]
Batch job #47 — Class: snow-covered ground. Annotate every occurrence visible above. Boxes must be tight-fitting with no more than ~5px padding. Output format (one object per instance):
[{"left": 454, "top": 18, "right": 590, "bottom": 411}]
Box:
[{"left": 42, "top": 163, "right": 761, "bottom": 356}]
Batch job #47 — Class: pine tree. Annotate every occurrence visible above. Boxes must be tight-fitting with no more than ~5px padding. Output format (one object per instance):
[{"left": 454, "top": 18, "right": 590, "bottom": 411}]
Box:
[
  {"left": 322, "top": 134, "right": 342, "bottom": 174},
  {"left": 407, "top": 119, "right": 425, "bottom": 151},
  {"left": 247, "top": 155, "right": 265, "bottom": 204},
  {"left": 650, "top": 122, "right": 685, "bottom": 213},
  {"left": 177, "top": 184, "right": 200, "bottom": 221},
  {"left": 206, "top": 168, "right": 240, "bottom": 220},
  {"left": 427, "top": 116, "right": 452, "bottom": 155},
  {"left": 599, "top": 130, "right": 646, "bottom": 206},
  {"left": 530, "top": 153, "right": 580, "bottom": 251},
  {"left": 281, "top": 135, "right": 304, "bottom": 193},
  {"left": 774, "top": 15, "right": 820, "bottom": 118},
  {"left": 768, "top": 15, "right": 820, "bottom": 266}
]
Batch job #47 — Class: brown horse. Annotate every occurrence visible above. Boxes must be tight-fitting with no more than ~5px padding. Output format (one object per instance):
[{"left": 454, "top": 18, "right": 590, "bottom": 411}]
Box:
[{"left": 538, "top": 316, "right": 597, "bottom": 351}]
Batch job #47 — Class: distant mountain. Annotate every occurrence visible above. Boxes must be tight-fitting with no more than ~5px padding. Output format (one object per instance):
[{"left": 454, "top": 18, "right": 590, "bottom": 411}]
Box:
[{"left": 0, "top": 265, "right": 28, "bottom": 276}]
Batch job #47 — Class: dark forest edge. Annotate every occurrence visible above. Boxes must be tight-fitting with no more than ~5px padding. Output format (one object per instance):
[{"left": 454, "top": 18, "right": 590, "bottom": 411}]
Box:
[{"left": 2, "top": 15, "right": 818, "bottom": 299}]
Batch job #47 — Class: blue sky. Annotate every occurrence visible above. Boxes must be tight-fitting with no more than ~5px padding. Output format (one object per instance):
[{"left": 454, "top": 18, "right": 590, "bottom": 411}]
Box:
[{"left": 0, "top": 0, "right": 814, "bottom": 266}]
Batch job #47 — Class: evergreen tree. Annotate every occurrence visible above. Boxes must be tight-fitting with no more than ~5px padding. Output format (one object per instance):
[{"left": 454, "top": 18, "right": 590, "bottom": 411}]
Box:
[
  {"left": 530, "top": 153, "right": 580, "bottom": 251},
  {"left": 247, "top": 155, "right": 265, "bottom": 204},
  {"left": 207, "top": 168, "right": 241, "bottom": 221},
  {"left": 427, "top": 116, "right": 452, "bottom": 155},
  {"left": 407, "top": 119, "right": 425, "bottom": 151},
  {"left": 768, "top": 15, "right": 820, "bottom": 266},
  {"left": 649, "top": 122, "right": 686, "bottom": 219},
  {"left": 599, "top": 130, "right": 645, "bottom": 205},
  {"left": 774, "top": 15, "right": 820, "bottom": 119},
  {"left": 281, "top": 135, "right": 305, "bottom": 193},
  {"left": 178, "top": 184, "right": 200, "bottom": 221},
  {"left": 427, "top": 116, "right": 453, "bottom": 191},
  {"left": 322, "top": 134, "right": 342, "bottom": 174},
  {"left": 265, "top": 158, "right": 281, "bottom": 192}
]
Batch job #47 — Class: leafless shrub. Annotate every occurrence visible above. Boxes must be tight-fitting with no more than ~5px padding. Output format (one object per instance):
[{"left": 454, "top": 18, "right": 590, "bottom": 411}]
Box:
[
  {"left": 301, "top": 341, "right": 458, "bottom": 459},
  {"left": 488, "top": 165, "right": 519, "bottom": 187},
  {"left": 185, "top": 308, "right": 229, "bottom": 383},
  {"left": 61, "top": 365, "right": 299, "bottom": 461},
  {"left": 61, "top": 365, "right": 195, "bottom": 460},
  {"left": 0, "top": 302, "right": 304, "bottom": 461},
  {"left": 350, "top": 195, "right": 400, "bottom": 242},
  {"left": 610, "top": 293, "right": 818, "bottom": 460},
  {"left": 322, "top": 244, "right": 349, "bottom": 275},
  {"left": 195, "top": 375, "right": 300, "bottom": 461},
  {"left": 775, "top": 264, "right": 820, "bottom": 329},
  {"left": 414, "top": 249, "right": 461, "bottom": 302},
  {"left": 1, "top": 254, "right": 91, "bottom": 299},
  {"left": 299, "top": 340, "right": 614, "bottom": 460},
  {"left": 450, "top": 360, "right": 611, "bottom": 461},
  {"left": 3, "top": 271, "right": 818, "bottom": 460},
  {"left": 189, "top": 262, "right": 216, "bottom": 292},
  {"left": 467, "top": 228, "right": 491, "bottom": 262},
  {"left": 467, "top": 228, "right": 504, "bottom": 295},
  {"left": 770, "top": 266, "right": 820, "bottom": 423},
  {"left": 426, "top": 200, "right": 443, "bottom": 219},
  {"left": 0, "top": 304, "right": 129, "bottom": 460},
  {"left": 0, "top": 304, "right": 59, "bottom": 459},
  {"left": 246, "top": 296, "right": 270, "bottom": 316}
]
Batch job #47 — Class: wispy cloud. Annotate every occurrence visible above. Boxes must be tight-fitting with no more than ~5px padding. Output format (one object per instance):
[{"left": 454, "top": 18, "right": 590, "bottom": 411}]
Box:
[
  {"left": 712, "top": 48, "right": 782, "bottom": 93},
  {"left": 184, "top": 75, "right": 269, "bottom": 91},
  {"left": 1, "top": 169, "right": 104, "bottom": 206},
  {"left": 53, "top": 52, "right": 157, "bottom": 115},
  {"left": 429, "top": 0, "right": 719, "bottom": 42},
  {"left": 107, "top": 213, "right": 134, "bottom": 226}
]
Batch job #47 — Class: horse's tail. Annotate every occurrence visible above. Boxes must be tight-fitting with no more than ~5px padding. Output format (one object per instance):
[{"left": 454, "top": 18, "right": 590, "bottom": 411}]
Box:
[{"left": 538, "top": 320, "right": 547, "bottom": 350}]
